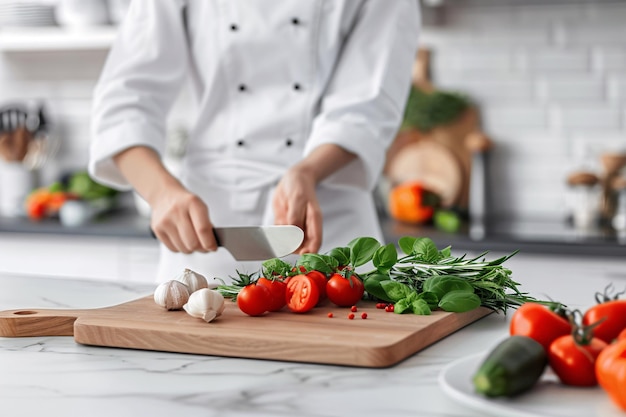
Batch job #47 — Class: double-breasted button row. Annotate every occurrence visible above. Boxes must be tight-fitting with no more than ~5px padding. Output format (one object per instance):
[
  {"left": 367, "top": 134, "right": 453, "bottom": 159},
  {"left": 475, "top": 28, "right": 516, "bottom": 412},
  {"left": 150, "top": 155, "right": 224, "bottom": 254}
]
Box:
[
  {"left": 229, "top": 18, "right": 301, "bottom": 31},
  {"left": 230, "top": 17, "right": 302, "bottom": 149},
  {"left": 236, "top": 138, "right": 294, "bottom": 147},
  {"left": 237, "top": 83, "right": 303, "bottom": 93}
]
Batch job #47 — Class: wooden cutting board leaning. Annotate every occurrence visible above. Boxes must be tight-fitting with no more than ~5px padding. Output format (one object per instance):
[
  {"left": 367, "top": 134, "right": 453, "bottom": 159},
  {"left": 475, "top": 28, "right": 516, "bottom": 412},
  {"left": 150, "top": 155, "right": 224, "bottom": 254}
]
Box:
[{"left": 0, "top": 296, "right": 491, "bottom": 368}]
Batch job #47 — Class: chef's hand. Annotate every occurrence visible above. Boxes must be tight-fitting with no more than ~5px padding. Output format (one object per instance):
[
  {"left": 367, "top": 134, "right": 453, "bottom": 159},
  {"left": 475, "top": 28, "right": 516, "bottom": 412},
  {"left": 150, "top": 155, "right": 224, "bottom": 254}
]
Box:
[
  {"left": 113, "top": 146, "right": 218, "bottom": 254},
  {"left": 273, "top": 144, "right": 357, "bottom": 254},
  {"left": 273, "top": 165, "right": 323, "bottom": 254},
  {"left": 149, "top": 184, "right": 218, "bottom": 254}
]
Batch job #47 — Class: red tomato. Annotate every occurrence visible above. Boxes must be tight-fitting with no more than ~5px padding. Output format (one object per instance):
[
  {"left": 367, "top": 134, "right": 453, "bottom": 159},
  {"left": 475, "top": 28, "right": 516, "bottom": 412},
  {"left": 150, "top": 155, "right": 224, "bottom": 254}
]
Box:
[
  {"left": 509, "top": 303, "right": 572, "bottom": 352},
  {"left": 285, "top": 275, "right": 319, "bottom": 313},
  {"left": 306, "top": 270, "right": 327, "bottom": 302},
  {"left": 549, "top": 334, "right": 607, "bottom": 386},
  {"left": 326, "top": 273, "right": 364, "bottom": 307},
  {"left": 257, "top": 277, "right": 287, "bottom": 312},
  {"left": 583, "top": 300, "right": 626, "bottom": 343},
  {"left": 237, "top": 284, "right": 271, "bottom": 316},
  {"left": 596, "top": 339, "right": 626, "bottom": 411}
]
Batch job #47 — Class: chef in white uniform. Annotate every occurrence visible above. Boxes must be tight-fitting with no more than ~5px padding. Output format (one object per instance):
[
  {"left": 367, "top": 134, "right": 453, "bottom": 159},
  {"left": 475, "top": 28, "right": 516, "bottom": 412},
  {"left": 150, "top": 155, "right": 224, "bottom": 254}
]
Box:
[{"left": 89, "top": 0, "right": 421, "bottom": 283}]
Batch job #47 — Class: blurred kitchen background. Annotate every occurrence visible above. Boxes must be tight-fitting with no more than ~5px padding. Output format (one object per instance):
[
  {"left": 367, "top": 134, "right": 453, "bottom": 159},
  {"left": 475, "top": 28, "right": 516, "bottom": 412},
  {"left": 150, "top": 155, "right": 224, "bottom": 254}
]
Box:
[{"left": 0, "top": 0, "right": 625, "bottom": 275}]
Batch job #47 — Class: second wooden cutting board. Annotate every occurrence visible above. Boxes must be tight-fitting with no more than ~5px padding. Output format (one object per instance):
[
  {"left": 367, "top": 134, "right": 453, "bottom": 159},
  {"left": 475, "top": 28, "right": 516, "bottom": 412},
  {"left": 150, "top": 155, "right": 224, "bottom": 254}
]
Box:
[{"left": 0, "top": 296, "right": 491, "bottom": 368}]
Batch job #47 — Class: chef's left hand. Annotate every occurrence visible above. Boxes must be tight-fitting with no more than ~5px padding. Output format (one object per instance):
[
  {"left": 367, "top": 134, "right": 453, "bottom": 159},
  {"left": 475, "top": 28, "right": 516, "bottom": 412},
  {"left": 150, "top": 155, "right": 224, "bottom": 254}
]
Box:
[{"left": 272, "top": 165, "right": 323, "bottom": 254}]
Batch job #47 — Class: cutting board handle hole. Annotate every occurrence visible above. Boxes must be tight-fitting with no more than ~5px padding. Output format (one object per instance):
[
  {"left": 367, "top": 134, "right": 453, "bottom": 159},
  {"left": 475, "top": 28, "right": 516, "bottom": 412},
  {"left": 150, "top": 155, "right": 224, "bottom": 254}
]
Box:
[{"left": 13, "top": 310, "right": 38, "bottom": 315}]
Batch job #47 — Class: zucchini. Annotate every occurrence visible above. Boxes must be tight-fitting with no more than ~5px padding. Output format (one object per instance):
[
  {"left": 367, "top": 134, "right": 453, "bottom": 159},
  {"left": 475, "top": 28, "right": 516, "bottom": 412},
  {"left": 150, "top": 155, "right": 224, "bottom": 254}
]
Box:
[{"left": 472, "top": 335, "right": 547, "bottom": 397}]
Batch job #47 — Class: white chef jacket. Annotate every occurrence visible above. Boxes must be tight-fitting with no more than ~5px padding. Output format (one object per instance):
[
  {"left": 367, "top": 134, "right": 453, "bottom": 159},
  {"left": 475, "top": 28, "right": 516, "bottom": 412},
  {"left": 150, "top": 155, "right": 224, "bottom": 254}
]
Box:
[{"left": 89, "top": 0, "right": 421, "bottom": 283}]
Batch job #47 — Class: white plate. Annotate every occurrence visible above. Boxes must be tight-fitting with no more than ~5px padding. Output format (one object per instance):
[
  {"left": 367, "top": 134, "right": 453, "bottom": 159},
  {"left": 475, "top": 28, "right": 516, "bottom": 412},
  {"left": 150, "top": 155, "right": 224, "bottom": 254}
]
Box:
[{"left": 438, "top": 352, "right": 623, "bottom": 417}]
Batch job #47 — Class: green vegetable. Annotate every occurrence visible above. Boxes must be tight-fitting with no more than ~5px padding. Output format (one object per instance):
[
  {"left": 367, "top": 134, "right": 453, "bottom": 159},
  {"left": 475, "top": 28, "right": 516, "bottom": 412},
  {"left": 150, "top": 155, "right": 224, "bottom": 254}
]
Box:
[
  {"left": 67, "top": 171, "right": 118, "bottom": 201},
  {"left": 473, "top": 335, "right": 548, "bottom": 397},
  {"left": 402, "top": 86, "right": 470, "bottom": 132},
  {"left": 434, "top": 209, "right": 461, "bottom": 233}
]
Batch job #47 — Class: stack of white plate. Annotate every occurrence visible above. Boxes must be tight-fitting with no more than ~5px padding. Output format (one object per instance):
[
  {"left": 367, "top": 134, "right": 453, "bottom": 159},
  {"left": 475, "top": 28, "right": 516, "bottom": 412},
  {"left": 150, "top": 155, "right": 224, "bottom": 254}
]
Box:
[{"left": 0, "top": 2, "right": 57, "bottom": 27}]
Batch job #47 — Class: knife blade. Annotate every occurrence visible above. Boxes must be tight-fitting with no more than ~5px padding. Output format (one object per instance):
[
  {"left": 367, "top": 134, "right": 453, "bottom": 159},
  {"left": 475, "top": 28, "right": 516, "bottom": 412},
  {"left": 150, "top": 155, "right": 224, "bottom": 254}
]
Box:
[
  {"left": 213, "top": 225, "right": 304, "bottom": 261},
  {"left": 150, "top": 225, "right": 304, "bottom": 261}
]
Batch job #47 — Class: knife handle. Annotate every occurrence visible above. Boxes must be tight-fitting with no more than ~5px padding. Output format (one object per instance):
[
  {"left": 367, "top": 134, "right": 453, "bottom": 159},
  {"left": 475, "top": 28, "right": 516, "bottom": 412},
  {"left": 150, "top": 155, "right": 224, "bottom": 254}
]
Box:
[{"left": 149, "top": 228, "right": 223, "bottom": 247}]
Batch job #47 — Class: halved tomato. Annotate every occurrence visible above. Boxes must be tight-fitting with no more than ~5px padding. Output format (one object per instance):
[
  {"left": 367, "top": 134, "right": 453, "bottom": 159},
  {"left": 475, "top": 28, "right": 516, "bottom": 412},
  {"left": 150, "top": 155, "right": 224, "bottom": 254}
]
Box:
[{"left": 285, "top": 274, "right": 319, "bottom": 313}]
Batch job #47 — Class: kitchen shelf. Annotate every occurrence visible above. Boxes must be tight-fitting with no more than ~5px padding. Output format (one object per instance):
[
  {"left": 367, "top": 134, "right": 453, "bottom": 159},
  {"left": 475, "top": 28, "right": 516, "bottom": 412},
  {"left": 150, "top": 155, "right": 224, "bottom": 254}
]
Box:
[{"left": 0, "top": 26, "right": 117, "bottom": 52}]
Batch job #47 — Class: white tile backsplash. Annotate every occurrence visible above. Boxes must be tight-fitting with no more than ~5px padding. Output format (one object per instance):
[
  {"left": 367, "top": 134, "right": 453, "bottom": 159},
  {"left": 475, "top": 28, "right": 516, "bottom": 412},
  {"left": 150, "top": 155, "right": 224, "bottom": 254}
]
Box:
[{"left": 424, "top": 1, "right": 626, "bottom": 220}]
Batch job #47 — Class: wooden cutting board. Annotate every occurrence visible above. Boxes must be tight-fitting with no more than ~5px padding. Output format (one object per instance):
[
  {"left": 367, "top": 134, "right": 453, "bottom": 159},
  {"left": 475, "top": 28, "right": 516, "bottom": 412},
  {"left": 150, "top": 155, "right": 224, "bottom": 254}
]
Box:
[{"left": 0, "top": 296, "right": 491, "bottom": 368}]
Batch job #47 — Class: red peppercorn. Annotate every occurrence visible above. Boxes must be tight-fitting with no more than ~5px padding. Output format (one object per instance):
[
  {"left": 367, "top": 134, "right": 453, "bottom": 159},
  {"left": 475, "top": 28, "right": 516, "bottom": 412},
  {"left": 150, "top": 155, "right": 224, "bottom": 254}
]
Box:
[
  {"left": 348, "top": 313, "right": 355, "bottom": 320},
  {"left": 327, "top": 312, "right": 333, "bottom": 318},
  {"left": 361, "top": 312, "right": 368, "bottom": 319},
  {"left": 350, "top": 305, "right": 358, "bottom": 312}
]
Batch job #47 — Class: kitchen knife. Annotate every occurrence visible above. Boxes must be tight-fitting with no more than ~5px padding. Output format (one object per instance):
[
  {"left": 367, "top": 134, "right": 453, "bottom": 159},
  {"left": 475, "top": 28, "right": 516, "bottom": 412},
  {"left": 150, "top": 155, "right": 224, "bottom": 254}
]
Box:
[
  {"left": 150, "top": 225, "right": 304, "bottom": 261},
  {"left": 213, "top": 225, "right": 304, "bottom": 260}
]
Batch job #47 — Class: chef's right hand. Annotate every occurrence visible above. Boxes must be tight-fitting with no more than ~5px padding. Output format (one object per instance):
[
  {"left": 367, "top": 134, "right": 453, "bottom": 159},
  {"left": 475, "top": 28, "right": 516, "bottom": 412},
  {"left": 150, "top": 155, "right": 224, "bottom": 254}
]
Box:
[
  {"left": 149, "top": 184, "right": 218, "bottom": 254},
  {"left": 112, "top": 146, "right": 218, "bottom": 254}
]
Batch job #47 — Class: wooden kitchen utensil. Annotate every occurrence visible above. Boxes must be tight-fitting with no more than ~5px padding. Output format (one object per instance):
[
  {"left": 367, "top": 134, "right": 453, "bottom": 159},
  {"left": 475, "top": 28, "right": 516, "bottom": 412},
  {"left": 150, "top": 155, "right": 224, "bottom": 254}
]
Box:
[{"left": 0, "top": 296, "right": 491, "bottom": 368}]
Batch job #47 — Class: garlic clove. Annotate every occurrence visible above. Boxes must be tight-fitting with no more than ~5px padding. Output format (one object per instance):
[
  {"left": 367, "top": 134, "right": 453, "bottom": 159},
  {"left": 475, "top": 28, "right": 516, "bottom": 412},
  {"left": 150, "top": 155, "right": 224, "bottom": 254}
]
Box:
[
  {"left": 174, "top": 268, "right": 209, "bottom": 293},
  {"left": 202, "top": 310, "right": 217, "bottom": 322},
  {"left": 183, "top": 288, "right": 225, "bottom": 323},
  {"left": 154, "top": 280, "right": 190, "bottom": 310}
]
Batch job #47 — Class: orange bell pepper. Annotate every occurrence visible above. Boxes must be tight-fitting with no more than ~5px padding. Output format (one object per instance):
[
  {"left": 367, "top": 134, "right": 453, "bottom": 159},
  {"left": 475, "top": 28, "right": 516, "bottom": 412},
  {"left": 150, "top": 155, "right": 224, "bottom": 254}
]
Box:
[
  {"left": 388, "top": 181, "right": 436, "bottom": 224},
  {"left": 596, "top": 339, "right": 626, "bottom": 411}
]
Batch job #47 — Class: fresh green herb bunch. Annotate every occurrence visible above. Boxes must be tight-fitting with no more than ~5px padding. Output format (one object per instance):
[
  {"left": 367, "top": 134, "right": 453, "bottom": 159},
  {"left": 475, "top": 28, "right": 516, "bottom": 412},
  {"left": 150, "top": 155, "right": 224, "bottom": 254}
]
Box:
[
  {"left": 402, "top": 86, "right": 470, "bottom": 132},
  {"left": 356, "top": 236, "right": 556, "bottom": 314}
]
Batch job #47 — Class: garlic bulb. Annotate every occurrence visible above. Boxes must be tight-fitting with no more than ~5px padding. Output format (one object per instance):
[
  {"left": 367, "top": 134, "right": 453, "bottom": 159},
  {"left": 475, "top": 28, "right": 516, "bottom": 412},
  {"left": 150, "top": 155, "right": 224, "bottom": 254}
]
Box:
[
  {"left": 154, "top": 280, "right": 190, "bottom": 310},
  {"left": 174, "top": 268, "right": 209, "bottom": 293},
  {"left": 183, "top": 288, "right": 225, "bottom": 323}
]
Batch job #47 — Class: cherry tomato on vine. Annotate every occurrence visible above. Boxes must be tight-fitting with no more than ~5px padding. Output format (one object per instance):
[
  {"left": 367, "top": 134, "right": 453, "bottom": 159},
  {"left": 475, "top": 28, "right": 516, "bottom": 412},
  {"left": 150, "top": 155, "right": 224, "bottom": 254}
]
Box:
[
  {"left": 306, "top": 270, "right": 327, "bottom": 302},
  {"left": 237, "top": 283, "right": 272, "bottom": 316},
  {"left": 549, "top": 333, "right": 607, "bottom": 386},
  {"left": 257, "top": 277, "right": 287, "bottom": 312},
  {"left": 509, "top": 303, "right": 571, "bottom": 352},
  {"left": 583, "top": 300, "right": 626, "bottom": 343},
  {"left": 285, "top": 274, "right": 319, "bottom": 313},
  {"left": 326, "top": 273, "right": 364, "bottom": 307}
]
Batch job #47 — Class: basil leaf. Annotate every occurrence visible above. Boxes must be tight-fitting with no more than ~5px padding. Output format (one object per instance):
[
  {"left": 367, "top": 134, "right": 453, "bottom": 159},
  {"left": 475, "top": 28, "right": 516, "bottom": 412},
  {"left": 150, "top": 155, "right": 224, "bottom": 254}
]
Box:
[
  {"left": 327, "top": 247, "right": 350, "bottom": 266},
  {"left": 261, "top": 258, "right": 292, "bottom": 278},
  {"left": 438, "top": 290, "right": 481, "bottom": 313},
  {"left": 394, "top": 298, "right": 412, "bottom": 314},
  {"left": 410, "top": 298, "right": 431, "bottom": 315},
  {"left": 372, "top": 243, "right": 398, "bottom": 272},
  {"left": 398, "top": 236, "right": 417, "bottom": 255},
  {"left": 297, "top": 253, "right": 336, "bottom": 275},
  {"left": 380, "top": 280, "right": 414, "bottom": 302},
  {"left": 363, "top": 274, "right": 394, "bottom": 302},
  {"left": 417, "top": 291, "right": 439, "bottom": 310},
  {"left": 423, "top": 276, "right": 474, "bottom": 300},
  {"left": 413, "top": 237, "right": 441, "bottom": 263},
  {"left": 439, "top": 246, "right": 452, "bottom": 259},
  {"left": 348, "top": 237, "right": 381, "bottom": 267}
]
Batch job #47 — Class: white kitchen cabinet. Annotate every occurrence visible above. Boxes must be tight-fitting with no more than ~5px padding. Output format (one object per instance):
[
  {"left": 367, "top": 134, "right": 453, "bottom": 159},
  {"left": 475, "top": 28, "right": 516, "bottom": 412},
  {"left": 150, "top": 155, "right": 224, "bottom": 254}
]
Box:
[{"left": 0, "top": 232, "right": 159, "bottom": 283}]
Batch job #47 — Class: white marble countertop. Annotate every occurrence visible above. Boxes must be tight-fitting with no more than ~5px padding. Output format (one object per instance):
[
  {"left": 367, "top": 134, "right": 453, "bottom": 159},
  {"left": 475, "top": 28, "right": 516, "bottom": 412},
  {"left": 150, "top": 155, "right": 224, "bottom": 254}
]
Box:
[{"left": 1, "top": 252, "right": 625, "bottom": 417}]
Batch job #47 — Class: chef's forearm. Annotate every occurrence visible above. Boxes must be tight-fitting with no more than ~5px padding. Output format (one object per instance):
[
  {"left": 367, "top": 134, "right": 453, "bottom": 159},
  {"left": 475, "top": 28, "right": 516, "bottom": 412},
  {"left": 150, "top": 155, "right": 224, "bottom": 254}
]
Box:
[
  {"left": 113, "top": 146, "right": 184, "bottom": 204},
  {"left": 295, "top": 144, "right": 356, "bottom": 184}
]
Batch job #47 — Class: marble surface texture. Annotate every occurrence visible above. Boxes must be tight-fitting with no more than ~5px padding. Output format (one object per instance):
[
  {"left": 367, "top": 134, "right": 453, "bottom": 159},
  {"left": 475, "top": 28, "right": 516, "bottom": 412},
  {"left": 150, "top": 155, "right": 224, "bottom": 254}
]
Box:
[{"left": 1, "top": 251, "right": 626, "bottom": 417}]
